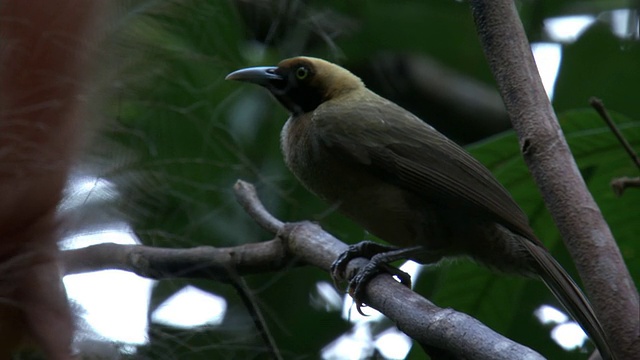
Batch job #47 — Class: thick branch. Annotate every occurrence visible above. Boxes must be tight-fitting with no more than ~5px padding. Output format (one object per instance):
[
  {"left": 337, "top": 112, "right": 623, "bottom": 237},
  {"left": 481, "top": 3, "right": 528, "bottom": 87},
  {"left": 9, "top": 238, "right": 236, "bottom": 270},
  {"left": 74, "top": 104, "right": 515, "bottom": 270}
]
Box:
[
  {"left": 470, "top": 1, "right": 639, "bottom": 358},
  {"left": 62, "top": 180, "right": 543, "bottom": 360}
]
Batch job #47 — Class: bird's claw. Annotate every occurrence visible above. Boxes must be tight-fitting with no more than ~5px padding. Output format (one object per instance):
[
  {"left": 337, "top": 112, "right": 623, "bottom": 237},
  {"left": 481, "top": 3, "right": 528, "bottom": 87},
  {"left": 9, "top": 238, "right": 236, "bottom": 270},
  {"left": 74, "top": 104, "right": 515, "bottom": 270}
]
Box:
[
  {"left": 330, "top": 248, "right": 354, "bottom": 285},
  {"left": 347, "top": 262, "right": 382, "bottom": 315},
  {"left": 345, "top": 259, "right": 413, "bottom": 316}
]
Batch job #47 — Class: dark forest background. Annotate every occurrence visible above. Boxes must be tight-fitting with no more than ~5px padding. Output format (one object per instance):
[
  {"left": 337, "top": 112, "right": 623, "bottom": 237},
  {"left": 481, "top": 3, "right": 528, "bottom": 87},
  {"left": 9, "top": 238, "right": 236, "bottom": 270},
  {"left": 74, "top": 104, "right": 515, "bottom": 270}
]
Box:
[{"left": 66, "top": 1, "right": 640, "bottom": 359}]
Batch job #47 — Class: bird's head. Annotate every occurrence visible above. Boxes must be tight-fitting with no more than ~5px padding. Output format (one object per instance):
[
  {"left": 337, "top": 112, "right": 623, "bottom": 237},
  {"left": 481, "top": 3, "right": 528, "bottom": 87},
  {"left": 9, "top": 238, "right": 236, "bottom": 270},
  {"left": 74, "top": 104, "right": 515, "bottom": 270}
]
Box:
[{"left": 226, "top": 56, "right": 364, "bottom": 115}]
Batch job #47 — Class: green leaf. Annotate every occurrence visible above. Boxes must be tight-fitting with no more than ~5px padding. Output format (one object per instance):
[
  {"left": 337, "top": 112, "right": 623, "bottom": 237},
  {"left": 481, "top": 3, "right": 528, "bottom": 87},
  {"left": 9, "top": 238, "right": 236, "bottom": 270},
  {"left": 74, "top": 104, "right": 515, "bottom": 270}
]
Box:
[
  {"left": 428, "top": 109, "right": 640, "bottom": 358},
  {"left": 554, "top": 23, "right": 640, "bottom": 119}
]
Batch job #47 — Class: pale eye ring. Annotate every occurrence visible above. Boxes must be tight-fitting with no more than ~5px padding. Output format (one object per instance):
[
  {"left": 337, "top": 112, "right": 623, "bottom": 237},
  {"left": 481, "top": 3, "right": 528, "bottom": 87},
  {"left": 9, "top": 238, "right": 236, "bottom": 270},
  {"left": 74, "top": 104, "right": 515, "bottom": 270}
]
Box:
[{"left": 295, "top": 66, "right": 309, "bottom": 80}]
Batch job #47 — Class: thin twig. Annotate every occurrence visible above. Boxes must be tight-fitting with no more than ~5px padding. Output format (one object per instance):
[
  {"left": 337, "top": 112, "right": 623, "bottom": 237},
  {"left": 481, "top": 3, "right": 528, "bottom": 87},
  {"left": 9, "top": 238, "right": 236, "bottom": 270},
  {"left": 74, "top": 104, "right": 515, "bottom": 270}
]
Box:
[
  {"left": 230, "top": 275, "right": 283, "bottom": 360},
  {"left": 590, "top": 97, "right": 640, "bottom": 171},
  {"left": 610, "top": 176, "right": 640, "bottom": 196},
  {"left": 234, "top": 180, "right": 284, "bottom": 233}
]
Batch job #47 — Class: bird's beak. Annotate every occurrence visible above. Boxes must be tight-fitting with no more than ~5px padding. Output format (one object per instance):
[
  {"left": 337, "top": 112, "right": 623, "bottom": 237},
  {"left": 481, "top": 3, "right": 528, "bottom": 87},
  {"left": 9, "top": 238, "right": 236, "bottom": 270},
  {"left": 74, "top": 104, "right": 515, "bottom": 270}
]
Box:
[{"left": 225, "top": 66, "right": 282, "bottom": 85}]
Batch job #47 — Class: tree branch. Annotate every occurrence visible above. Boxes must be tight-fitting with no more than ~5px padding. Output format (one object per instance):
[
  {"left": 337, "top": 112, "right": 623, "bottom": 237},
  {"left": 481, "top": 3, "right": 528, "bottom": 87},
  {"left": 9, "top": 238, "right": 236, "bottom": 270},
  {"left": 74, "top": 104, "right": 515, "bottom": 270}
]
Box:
[
  {"left": 590, "top": 97, "right": 640, "bottom": 171},
  {"left": 610, "top": 176, "right": 640, "bottom": 196},
  {"left": 62, "top": 239, "right": 291, "bottom": 281},
  {"left": 470, "top": 1, "right": 639, "bottom": 358},
  {"left": 62, "top": 180, "right": 544, "bottom": 360},
  {"left": 589, "top": 97, "right": 640, "bottom": 197}
]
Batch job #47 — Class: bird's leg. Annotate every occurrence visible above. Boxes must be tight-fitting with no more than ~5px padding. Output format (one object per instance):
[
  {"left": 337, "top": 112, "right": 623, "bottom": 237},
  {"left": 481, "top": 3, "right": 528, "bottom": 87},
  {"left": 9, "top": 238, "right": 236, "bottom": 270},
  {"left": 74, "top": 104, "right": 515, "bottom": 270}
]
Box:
[{"left": 333, "top": 243, "right": 425, "bottom": 315}]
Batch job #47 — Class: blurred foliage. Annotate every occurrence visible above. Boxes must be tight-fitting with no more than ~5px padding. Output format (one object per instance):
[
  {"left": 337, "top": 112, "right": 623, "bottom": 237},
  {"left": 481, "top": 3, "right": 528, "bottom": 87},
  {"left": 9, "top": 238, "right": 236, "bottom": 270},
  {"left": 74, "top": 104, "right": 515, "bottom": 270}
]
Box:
[{"left": 87, "top": 0, "right": 640, "bottom": 359}]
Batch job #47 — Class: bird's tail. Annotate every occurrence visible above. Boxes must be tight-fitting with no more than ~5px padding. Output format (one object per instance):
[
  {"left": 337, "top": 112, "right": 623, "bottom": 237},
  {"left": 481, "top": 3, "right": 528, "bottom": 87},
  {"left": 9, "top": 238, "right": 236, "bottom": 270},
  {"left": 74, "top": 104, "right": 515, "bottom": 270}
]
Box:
[{"left": 522, "top": 241, "right": 615, "bottom": 360}]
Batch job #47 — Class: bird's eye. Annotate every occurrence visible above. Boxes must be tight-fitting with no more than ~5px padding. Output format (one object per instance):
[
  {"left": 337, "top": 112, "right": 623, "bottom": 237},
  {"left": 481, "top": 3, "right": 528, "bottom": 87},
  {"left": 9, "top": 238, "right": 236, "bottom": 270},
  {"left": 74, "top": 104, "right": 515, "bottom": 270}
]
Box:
[{"left": 295, "top": 66, "right": 309, "bottom": 80}]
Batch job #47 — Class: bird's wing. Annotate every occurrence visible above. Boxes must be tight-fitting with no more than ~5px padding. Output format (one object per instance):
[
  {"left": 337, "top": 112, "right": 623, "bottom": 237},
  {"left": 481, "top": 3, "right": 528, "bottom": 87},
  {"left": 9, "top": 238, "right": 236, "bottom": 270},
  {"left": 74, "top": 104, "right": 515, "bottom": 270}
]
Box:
[{"left": 314, "top": 93, "right": 539, "bottom": 244}]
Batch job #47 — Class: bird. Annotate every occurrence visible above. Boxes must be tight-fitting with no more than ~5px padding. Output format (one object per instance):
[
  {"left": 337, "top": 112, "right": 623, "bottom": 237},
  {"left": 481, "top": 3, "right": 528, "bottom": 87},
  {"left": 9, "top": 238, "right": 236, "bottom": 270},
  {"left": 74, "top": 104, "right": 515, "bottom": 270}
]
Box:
[{"left": 226, "top": 56, "right": 615, "bottom": 359}]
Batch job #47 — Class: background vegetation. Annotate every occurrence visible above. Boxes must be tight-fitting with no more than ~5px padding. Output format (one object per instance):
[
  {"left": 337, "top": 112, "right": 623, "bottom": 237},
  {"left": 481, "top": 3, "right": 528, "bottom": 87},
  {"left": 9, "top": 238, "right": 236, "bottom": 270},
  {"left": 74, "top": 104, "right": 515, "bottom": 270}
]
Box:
[{"left": 81, "top": 1, "right": 640, "bottom": 358}]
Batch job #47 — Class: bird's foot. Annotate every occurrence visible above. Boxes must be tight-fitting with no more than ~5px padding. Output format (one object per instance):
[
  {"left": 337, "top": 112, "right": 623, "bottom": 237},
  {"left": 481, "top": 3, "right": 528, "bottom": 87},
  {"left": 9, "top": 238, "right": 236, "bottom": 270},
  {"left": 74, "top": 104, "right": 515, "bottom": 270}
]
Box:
[
  {"left": 331, "top": 242, "right": 423, "bottom": 315},
  {"left": 330, "top": 241, "right": 397, "bottom": 283}
]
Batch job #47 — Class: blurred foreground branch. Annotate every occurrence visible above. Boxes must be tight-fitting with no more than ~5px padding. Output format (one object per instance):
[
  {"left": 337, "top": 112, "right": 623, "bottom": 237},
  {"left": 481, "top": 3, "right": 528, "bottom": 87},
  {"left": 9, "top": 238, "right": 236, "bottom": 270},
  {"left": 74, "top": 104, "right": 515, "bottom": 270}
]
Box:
[{"left": 62, "top": 180, "right": 543, "bottom": 360}]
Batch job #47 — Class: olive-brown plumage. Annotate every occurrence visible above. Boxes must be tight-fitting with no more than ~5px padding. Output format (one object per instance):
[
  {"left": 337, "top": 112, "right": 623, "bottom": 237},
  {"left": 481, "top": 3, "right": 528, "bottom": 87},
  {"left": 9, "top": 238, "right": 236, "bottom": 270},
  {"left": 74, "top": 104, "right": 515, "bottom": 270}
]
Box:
[{"left": 227, "top": 56, "right": 614, "bottom": 359}]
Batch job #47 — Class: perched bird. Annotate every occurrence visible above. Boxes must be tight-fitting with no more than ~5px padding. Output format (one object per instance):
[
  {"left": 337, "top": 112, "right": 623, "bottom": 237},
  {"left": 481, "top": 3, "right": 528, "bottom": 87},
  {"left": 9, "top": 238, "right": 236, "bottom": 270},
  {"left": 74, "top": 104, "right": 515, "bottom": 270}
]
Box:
[{"left": 226, "top": 56, "right": 614, "bottom": 359}]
